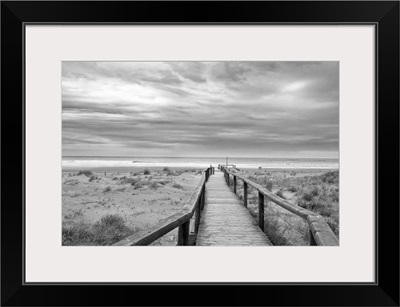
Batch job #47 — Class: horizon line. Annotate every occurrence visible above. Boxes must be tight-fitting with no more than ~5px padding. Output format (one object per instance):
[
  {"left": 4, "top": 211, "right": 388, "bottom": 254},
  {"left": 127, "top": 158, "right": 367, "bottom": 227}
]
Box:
[{"left": 62, "top": 155, "right": 339, "bottom": 159}]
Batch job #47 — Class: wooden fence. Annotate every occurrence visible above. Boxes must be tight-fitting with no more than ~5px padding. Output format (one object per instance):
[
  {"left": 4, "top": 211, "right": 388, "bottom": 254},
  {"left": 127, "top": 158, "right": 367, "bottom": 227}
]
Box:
[
  {"left": 113, "top": 166, "right": 215, "bottom": 246},
  {"left": 220, "top": 166, "right": 339, "bottom": 246}
]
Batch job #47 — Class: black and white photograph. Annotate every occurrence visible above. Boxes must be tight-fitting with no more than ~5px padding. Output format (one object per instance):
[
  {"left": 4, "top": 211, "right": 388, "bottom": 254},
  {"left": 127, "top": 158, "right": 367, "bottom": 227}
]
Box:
[
  {"left": 3, "top": 0, "right": 400, "bottom": 305},
  {"left": 62, "top": 61, "right": 339, "bottom": 246}
]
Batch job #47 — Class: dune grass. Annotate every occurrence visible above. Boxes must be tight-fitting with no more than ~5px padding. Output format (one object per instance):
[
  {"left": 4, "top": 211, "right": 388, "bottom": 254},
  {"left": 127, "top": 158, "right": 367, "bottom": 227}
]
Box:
[
  {"left": 77, "top": 170, "right": 93, "bottom": 177},
  {"left": 237, "top": 169, "right": 339, "bottom": 245},
  {"left": 62, "top": 214, "right": 134, "bottom": 246},
  {"left": 144, "top": 169, "right": 151, "bottom": 175}
]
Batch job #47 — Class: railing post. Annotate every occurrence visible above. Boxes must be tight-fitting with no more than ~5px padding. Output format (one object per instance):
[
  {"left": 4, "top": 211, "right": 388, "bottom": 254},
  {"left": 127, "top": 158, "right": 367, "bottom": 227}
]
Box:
[
  {"left": 201, "top": 185, "right": 205, "bottom": 210},
  {"left": 233, "top": 176, "right": 237, "bottom": 194},
  {"left": 309, "top": 230, "right": 317, "bottom": 246},
  {"left": 195, "top": 196, "right": 201, "bottom": 233},
  {"left": 227, "top": 173, "right": 230, "bottom": 186},
  {"left": 178, "top": 221, "right": 190, "bottom": 245},
  {"left": 243, "top": 181, "right": 248, "bottom": 208},
  {"left": 258, "top": 192, "right": 265, "bottom": 231}
]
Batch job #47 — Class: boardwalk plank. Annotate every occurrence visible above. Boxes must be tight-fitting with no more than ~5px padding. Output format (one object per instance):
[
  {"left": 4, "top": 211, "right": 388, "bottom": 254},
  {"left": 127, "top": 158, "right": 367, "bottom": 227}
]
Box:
[{"left": 197, "top": 169, "right": 273, "bottom": 246}]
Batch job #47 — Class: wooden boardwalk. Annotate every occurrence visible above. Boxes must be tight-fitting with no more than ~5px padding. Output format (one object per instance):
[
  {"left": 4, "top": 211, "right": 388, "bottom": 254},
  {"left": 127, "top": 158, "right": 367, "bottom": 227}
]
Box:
[{"left": 196, "top": 170, "right": 273, "bottom": 246}]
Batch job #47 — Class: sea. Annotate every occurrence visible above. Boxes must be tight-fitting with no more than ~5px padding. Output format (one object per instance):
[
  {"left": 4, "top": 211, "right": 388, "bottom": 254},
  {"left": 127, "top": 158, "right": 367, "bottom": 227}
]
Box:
[{"left": 62, "top": 156, "right": 339, "bottom": 171}]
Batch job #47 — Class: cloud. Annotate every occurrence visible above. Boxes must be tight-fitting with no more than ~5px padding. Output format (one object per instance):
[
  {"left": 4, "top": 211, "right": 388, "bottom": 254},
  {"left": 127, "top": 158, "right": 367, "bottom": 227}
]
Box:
[{"left": 62, "top": 61, "right": 339, "bottom": 158}]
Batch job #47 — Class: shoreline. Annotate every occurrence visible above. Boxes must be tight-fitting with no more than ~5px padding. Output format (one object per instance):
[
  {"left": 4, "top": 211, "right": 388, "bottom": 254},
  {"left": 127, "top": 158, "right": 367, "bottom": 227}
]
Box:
[{"left": 62, "top": 165, "right": 339, "bottom": 174}]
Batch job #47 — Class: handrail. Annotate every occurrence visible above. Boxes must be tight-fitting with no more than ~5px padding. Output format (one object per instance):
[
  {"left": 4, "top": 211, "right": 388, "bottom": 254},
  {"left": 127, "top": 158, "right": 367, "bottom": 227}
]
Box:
[
  {"left": 113, "top": 166, "right": 215, "bottom": 246},
  {"left": 220, "top": 166, "right": 338, "bottom": 246}
]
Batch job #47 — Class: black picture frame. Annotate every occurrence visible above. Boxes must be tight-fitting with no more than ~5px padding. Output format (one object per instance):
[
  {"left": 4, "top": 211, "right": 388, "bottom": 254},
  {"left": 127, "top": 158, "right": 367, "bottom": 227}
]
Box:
[{"left": 1, "top": 1, "right": 399, "bottom": 306}]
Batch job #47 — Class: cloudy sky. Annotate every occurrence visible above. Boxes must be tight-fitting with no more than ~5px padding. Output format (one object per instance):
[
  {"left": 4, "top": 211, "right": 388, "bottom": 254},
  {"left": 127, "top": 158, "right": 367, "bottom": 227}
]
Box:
[{"left": 62, "top": 61, "right": 339, "bottom": 158}]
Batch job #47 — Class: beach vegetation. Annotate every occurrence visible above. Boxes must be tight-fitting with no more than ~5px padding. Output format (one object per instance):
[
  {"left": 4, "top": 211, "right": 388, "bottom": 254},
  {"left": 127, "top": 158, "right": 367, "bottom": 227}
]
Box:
[
  {"left": 103, "top": 186, "right": 112, "bottom": 193},
  {"left": 242, "top": 169, "right": 339, "bottom": 242},
  {"left": 266, "top": 181, "right": 273, "bottom": 192},
  {"left": 62, "top": 214, "right": 134, "bottom": 246},
  {"left": 149, "top": 181, "right": 160, "bottom": 190},
  {"left": 89, "top": 175, "right": 98, "bottom": 182},
  {"left": 276, "top": 190, "right": 285, "bottom": 199},
  {"left": 70, "top": 191, "right": 81, "bottom": 198},
  {"left": 77, "top": 170, "right": 93, "bottom": 177},
  {"left": 302, "top": 192, "right": 313, "bottom": 202},
  {"left": 264, "top": 216, "right": 291, "bottom": 245},
  {"left": 119, "top": 177, "right": 137, "bottom": 185},
  {"left": 133, "top": 181, "right": 144, "bottom": 189},
  {"left": 64, "top": 179, "right": 80, "bottom": 186},
  {"left": 172, "top": 183, "right": 184, "bottom": 189},
  {"left": 144, "top": 169, "right": 151, "bottom": 175},
  {"left": 311, "top": 186, "right": 319, "bottom": 196}
]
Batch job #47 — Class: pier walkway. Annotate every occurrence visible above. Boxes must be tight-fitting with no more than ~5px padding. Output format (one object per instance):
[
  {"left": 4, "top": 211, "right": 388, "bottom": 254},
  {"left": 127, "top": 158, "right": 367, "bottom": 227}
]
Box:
[
  {"left": 196, "top": 170, "right": 272, "bottom": 246},
  {"left": 114, "top": 165, "right": 338, "bottom": 246}
]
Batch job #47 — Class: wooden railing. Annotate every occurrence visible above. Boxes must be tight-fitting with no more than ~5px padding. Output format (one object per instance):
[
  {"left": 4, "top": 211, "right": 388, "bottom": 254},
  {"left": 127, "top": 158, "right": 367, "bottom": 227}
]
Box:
[
  {"left": 113, "top": 166, "right": 215, "bottom": 246},
  {"left": 220, "top": 166, "right": 339, "bottom": 246}
]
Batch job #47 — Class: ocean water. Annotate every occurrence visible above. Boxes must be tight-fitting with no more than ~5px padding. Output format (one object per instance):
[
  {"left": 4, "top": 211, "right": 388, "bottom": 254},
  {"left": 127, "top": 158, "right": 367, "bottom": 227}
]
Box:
[{"left": 62, "top": 156, "right": 339, "bottom": 170}]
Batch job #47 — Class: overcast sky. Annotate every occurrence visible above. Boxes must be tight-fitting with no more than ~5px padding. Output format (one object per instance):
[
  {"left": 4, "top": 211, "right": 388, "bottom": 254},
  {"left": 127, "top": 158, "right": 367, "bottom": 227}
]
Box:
[{"left": 62, "top": 61, "right": 339, "bottom": 158}]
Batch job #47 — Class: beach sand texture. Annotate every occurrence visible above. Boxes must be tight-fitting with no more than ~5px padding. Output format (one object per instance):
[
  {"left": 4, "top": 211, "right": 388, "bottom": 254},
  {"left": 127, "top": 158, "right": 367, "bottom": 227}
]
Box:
[
  {"left": 62, "top": 167, "right": 202, "bottom": 245},
  {"left": 62, "top": 167, "right": 338, "bottom": 246}
]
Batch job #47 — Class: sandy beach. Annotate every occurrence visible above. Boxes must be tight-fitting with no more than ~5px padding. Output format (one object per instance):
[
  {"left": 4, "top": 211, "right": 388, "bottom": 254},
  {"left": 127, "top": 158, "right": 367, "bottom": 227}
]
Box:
[
  {"left": 227, "top": 167, "right": 339, "bottom": 245},
  {"left": 62, "top": 164, "right": 338, "bottom": 246},
  {"left": 62, "top": 167, "right": 203, "bottom": 245}
]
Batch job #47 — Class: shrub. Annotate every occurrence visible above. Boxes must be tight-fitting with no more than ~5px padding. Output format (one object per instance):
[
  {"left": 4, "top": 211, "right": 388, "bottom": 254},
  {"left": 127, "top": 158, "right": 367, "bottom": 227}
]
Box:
[
  {"left": 144, "top": 169, "right": 150, "bottom": 175},
  {"left": 172, "top": 183, "right": 184, "bottom": 189},
  {"left": 61, "top": 215, "right": 135, "bottom": 246},
  {"left": 331, "top": 191, "right": 339, "bottom": 202},
  {"left": 77, "top": 170, "right": 93, "bottom": 177},
  {"left": 302, "top": 192, "right": 313, "bottom": 202},
  {"left": 276, "top": 190, "right": 285, "bottom": 199},
  {"left": 133, "top": 181, "right": 144, "bottom": 189},
  {"left": 64, "top": 179, "right": 79, "bottom": 186},
  {"left": 89, "top": 175, "right": 98, "bottom": 182},
  {"left": 320, "top": 171, "right": 339, "bottom": 184},
  {"left": 264, "top": 216, "right": 290, "bottom": 246},
  {"left": 325, "top": 217, "right": 339, "bottom": 236},
  {"left": 316, "top": 204, "right": 333, "bottom": 217},
  {"left": 103, "top": 186, "right": 112, "bottom": 193},
  {"left": 149, "top": 182, "right": 160, "bottom": 190},
  {"left": 248, "top": 175, "right": 257, "bottom": 182},
  {"left": 311, "top": 187, "right": 319, "bottom": 196},
  {"left": 288, "top": 186, "right": 297, "bottom": 192},
  {"left": 266, "top": 181, "right": 273, "bottom": 192},
  {"left": 120, "top": 178, "right": 137, "bottom": 185},
  {"left": 163, "top": 167, "right": 171, "bottom": 172},
  {"left": 62, "top": 223, "right": 93, "bottom": 246},
  {"left": 91, "top": 214, "right": 131, "bottom": 245}
]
